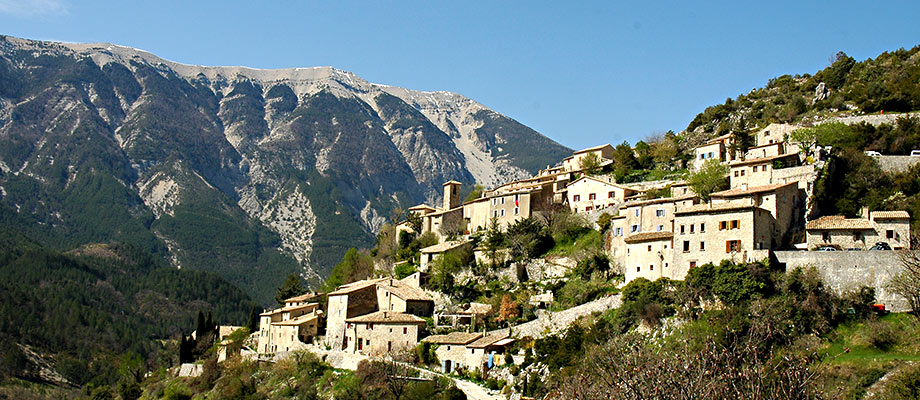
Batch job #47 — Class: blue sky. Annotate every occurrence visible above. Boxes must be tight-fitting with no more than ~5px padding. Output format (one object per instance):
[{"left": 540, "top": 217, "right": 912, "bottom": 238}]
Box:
[{"left": 1, "top": 1, "right": 918, "bottom": 150}]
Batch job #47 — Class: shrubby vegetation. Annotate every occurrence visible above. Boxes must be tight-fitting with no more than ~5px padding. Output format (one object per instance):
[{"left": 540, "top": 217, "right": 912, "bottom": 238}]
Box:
[
  {"left": 138, "top": 351, "right": 465, "bottom": 400},
  {"left": 687, "top": 47, "right": 920, "bottom": 132},
  {"left": 809, "top": 117, "right": 920, "bottom": 229},
  {"left": 516, "top": 260, "right": 912, "bottom": 399}
]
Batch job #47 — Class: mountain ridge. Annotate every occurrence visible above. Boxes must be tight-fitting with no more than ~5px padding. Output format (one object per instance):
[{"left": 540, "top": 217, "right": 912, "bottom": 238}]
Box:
[{"left": 0, "top": 35, "right": 572, "bottom": 302}]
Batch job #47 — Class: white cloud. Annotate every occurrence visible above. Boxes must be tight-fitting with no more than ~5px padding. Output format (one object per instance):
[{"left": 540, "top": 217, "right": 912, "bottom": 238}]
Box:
[{"left": 0, "top": 0, "right": 68, "bottom": 17}]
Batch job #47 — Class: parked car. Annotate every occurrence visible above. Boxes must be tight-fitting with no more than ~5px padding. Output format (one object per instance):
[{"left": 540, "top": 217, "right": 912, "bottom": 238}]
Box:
[
  {"left": 911, "top": 150, "right": 920, "bottom": 156},
  {"left": 870, "top": 242, "right": 892, "bottom": 250},
  {"left": 865, "top": 150, "right": 882, "bottom": 157},
  {"left": 815, "top": 246, "right": 838, "bottom": 251}
]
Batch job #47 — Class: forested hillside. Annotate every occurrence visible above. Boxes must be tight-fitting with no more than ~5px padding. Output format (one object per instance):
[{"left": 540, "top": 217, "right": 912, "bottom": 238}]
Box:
[{"left": 0, "top": 227, "right": 256, "bottom": 391}]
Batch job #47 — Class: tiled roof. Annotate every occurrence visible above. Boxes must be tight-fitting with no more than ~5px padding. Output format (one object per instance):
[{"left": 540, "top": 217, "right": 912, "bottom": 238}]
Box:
[
  {"left": 573, "top": 143, "right": 613, "bottom": 154},
  {"left": 328, "top": 278, "right": 385, "bottom": 296},
  {"left": 420, "top": 240, "right": 471, "bottom": 254},
  {"left": 468, "top": 334, "right": 512, "bottom": 348},
  {"left": 381, "top": 280, "right": 433, "bottom": 302},
  {"left": 704, "top": 133, "right": 733, "bottom": 145},
  {"left": 284, "top": 292, "right": 323, "bottom": 303},
  {"left": 623, "top": 194, "right": 696, "bottom": 208},
  {"left": 345, "top": 311, "right": 426, "bottom": 324},
  {"left": 675, "top": 202, "right": 755, "bottom": 215},
  {"left": 710, "top": 182, "right": 798, "bottom": 198},
  {"left": 422, "top": 332, "right": 483, "bottom": 345},
  {"left": 729, "top": 152, "right": 797, "bottom": 167},
  {"left": 461, "top": 303, "right": 492, "bottom": 315},
  {"left": 870, "top": 211, "right": 910, "bottom": 220},
  {"left": 273, "top": 313, "right": 320, "bottom": 326},
  {"left": 260, "top": 302, "right": 320, "bottom": 316},
  {"left": 624, "top": 231, "right": 674, "bottom": 244},
  {"left": 806, "top": 216, "right": 875, "bottom": 230}
]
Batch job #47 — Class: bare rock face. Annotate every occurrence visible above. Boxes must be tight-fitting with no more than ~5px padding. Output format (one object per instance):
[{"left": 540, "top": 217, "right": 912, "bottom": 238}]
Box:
[
  {"left": 0, "top": 35, "right": 570, "bottom": 301},
  {"left": 814, "top": 82, "right": 829, "bottom": 103}
]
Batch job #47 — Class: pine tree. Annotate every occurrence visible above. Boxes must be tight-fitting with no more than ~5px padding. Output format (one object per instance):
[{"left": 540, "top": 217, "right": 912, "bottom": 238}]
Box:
[
  {"left": 276, "top": 274, "right": 307, "bottom": 306},
  {"left": 246, "top": 306, "right": 260, "bottom": 333}
]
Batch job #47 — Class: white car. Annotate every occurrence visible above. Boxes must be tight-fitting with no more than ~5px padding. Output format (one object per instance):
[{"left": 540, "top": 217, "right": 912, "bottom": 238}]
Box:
[
  {"left": 865, "top": 150, "right": 881, "bottom": 157},
  {"left": 911, "top": 150, "right": 920, "bottom": 156}
]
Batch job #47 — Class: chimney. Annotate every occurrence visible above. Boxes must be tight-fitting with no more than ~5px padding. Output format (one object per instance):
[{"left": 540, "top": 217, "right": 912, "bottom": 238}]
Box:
[
  {"left": 443, "top": 181, "right": 462, "bottom": 210},
  {"left": 861, "top": 206, "right": 870, "bottom": 219}
]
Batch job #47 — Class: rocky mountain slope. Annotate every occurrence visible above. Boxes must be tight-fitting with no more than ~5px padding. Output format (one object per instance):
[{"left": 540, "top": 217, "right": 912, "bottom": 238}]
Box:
[{"left": 0, "top": 35, "right": 570, "bottom": 303}]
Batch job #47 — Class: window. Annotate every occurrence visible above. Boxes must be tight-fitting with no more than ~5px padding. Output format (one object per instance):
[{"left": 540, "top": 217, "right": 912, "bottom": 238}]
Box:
[
  {"left": 647, "top": 245, "right": 652, "bottom": 252},
  {"left": 726, "top": 240, "right": 741, "bottom": 253},
  {"left": 700, "top": 223, "right": 705, "bottom": 233},
  {"left": 650, "top": 264, "right": 654, "bottom": 271},
  {"left": 740, "top": 170, "right": 745, "bottom": 176},
  {"left": 734, "top": 171, "right": 739, "bottom": 177},
  {"left": 753, "top": 166, "right": 758, "bottom": 172},
  {"left": 853, "top": 232, "right": 862, "bottom": 242},
  {"left": 500, "top": 209, "right": 505, "bottom": 217},
  {"left": 616, "top": 227, "right": 623, "bottom": 236},
  {"left": 665, "top": 263, "right": 669, "bottom": 268},
  {"left": 690, "top": 261, "right": 697, "bottom": 269},
  {"left": 690, "top": 224, "right": 695, "bottom": 233},
  {"left": 403, "top": 327, "right": 408, "bottom": 334},
  {"left": 589, "top": 193, "right": 596, "bottom": 200},
  {"left": 709, "top": 152, "right": 714, "bottom": 158},
  {"left": 730, "top": 220, "right": 739, "bottom": 229},
  {"left": 680, "top": 225, "right": 685, "bottom": 234},
  {"left": 636, "top": 266, "right": 641, "bottom": 272},
  {"left": 683, "top": 241, "right": 690, "bottom": 252},
  {"left": 822, "top": 232, "right": 830, "bottom": 242},
  {"left": 719, "top": 221, "right": 727, "bottom": 230},
  {"left": 609, "top": 191, "right": 615, "bottom": 198},
  {"left": 657, "top": 225, "right": 663, "bottom": 231},
  {"left": 887, "top": 230, "right": 895, "bottom": 239},
  {"left": 635, "top": 209, "right": 640, "bottom": 217},
  {"left": 664, "top": 244, "right": 668, "bottom": 249},
  {"left": 656, "top": 209, "right": 665, "bottom": 217},
  {"left": 514, "top": 207, "right": 520, "bottom": 215},
  {"left": 573, "top": 195, "right": 581, "bottom": 202},
  {"left": 493, "top": 210, "right": 499, "bottom": 218},
  {"left": 631, "top": 224, "right": 639, "bottom": 232},
  {"left": 368, "top": 323, "right": 374, "bottom": 330},
  {"left": 700, "top": 242, "right": 705, "bottom": 251},
  {"left": 585, "top": 206, "right": 593, "bottom": 211}
]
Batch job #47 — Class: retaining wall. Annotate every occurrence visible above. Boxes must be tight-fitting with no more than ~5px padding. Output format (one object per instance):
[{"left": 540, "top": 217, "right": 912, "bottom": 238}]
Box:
[{"left": 773, "top": 250, "right": 908, "bottom": 311}]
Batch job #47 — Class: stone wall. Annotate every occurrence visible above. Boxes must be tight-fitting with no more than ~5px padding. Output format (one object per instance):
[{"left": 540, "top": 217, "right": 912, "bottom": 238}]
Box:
[
  {"left": 773, "top": 250, "right": 908, "bottom": 311},
  {"left": 875, "top": 155, "right": 920, "bottom": 173},
  {"left": 827, "top": 111, "right": 920, "bottom": 127}
]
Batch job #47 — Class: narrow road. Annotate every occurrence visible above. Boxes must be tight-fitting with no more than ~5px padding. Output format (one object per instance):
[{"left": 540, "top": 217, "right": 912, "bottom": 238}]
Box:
[{"left": 451, "top": 377, "right": 503, "bottom": 400}]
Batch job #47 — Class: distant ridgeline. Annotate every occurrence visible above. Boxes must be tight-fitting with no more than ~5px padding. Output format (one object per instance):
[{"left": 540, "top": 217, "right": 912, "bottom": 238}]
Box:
[{"left": 0, "top": 35, "right": 570, "bottom": 303}]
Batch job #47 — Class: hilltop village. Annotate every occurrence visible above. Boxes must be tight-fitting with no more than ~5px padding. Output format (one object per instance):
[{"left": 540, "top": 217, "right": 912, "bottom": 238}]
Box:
[{"left": 230, "top": 119, "right": 918, "bottom": 385}]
